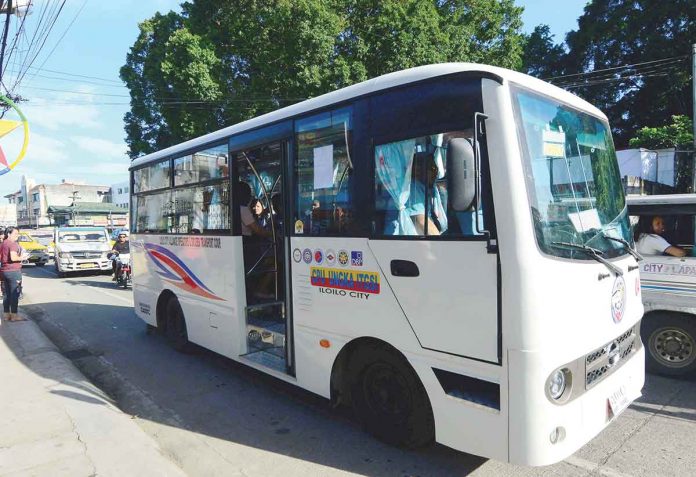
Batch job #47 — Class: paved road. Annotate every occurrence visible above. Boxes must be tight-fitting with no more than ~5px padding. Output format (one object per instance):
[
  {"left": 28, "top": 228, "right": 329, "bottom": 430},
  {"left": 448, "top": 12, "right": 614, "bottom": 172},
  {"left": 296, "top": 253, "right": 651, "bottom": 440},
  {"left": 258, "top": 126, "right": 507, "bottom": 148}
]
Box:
[{"left": 18, "top": 264, "right": 696, "bottom": 477}]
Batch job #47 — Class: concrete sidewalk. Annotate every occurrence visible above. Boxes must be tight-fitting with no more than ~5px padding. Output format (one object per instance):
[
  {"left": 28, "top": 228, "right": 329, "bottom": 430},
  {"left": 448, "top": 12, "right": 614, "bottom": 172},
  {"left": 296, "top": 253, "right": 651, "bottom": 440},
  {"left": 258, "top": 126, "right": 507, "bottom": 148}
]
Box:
[{"left": 0, "top": 314, "right": 186, "bottom": 477}]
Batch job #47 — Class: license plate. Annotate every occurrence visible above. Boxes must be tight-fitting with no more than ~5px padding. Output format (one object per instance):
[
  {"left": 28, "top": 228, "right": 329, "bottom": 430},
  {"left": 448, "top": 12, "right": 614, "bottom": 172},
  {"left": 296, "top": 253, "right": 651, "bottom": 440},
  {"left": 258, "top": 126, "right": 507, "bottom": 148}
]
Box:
[
  {"left": 78, "top": 263, "right": 94, "bottom": 269},
  {"left": 608, "top": 385, "right": 630, "bottom": 419}
]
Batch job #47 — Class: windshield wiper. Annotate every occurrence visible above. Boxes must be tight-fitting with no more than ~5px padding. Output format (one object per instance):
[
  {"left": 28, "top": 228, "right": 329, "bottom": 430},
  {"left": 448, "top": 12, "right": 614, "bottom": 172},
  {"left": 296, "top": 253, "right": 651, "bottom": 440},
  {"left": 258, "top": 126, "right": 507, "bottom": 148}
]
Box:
[
  {"left": 601, "top": 233, "right": 643, "bottom": 261},
  {"left": 551, "top": 241, "right": 623, "bottom": 276}
]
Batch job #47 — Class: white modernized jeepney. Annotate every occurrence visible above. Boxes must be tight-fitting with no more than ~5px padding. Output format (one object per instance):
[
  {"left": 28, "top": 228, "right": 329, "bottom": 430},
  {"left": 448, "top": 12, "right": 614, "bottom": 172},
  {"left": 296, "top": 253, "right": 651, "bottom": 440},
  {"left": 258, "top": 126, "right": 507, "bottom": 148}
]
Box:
[
  {"left": 53, "top": 226, "right": 112, "bottom": 276},
  {"left": 129, "top": 63, "right": 645, "bottom": 466},
  {"left": 627, "top": 194, "right": 696, "bottom": 376}
]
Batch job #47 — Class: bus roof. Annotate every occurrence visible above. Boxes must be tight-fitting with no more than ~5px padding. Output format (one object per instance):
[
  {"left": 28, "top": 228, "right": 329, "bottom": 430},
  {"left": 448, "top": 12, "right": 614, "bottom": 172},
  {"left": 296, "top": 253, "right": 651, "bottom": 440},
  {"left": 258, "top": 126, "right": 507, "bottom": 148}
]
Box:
[{"left": 130, "top": 63, "right": 606, "bottom": 170}]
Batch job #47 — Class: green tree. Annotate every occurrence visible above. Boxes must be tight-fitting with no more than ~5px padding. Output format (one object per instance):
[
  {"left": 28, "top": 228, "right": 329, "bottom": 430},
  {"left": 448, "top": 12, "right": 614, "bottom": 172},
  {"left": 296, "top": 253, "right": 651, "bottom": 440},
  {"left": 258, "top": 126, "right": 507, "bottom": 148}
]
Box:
[
  {"left": 628, "top": 115, "right": 694, "bottom": 149},
  {"left": 522, "top": 24, "right": 565, "bottom": 78},
  {"left": 559, "top": 0, "right": 696, "bottom": 147},
  {"left": 120, "top": 0, "right": 525, "bottom": 158}
]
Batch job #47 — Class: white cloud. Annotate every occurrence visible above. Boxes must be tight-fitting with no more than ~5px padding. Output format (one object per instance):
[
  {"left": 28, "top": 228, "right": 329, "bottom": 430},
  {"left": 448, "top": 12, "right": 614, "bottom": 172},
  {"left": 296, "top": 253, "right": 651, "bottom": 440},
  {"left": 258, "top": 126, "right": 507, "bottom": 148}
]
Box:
[
  {"left": 20, "top": 85, "right": 104, "bottom": 131},
  {"left": 72, "top": 136, "right": 128, "bottom": 160}
]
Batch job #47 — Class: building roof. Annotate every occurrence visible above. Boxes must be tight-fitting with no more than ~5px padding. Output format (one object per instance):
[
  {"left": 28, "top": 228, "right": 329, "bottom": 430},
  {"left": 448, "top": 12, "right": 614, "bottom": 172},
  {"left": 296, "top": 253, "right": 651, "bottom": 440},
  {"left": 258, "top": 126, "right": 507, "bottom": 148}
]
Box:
[{"left": 47, "top": 202, "right": 127, "bottom": 214}]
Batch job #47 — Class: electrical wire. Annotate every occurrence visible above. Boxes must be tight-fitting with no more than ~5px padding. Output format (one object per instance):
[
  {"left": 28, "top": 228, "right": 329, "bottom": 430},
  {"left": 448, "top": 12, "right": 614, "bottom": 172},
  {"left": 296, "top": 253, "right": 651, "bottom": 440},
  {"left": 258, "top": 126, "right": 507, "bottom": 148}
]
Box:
[{"left": 543, "top": 54, "right": 690, "bottom": 82}]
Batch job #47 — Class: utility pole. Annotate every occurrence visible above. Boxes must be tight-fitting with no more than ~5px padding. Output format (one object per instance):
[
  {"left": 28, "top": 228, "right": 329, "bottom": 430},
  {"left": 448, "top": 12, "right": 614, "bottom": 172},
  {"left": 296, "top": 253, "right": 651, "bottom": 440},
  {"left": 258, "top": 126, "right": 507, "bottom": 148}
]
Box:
[{"left": 69, "top": 190, "right": 81, "bottom": 226}]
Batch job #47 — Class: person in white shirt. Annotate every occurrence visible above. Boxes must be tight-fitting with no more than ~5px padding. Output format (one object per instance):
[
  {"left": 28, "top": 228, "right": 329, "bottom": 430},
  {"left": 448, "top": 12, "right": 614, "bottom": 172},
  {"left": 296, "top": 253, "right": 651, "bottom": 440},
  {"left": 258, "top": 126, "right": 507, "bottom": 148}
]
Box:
[{"left": 634, "top": 215, "right": 686, "bottom": 257}]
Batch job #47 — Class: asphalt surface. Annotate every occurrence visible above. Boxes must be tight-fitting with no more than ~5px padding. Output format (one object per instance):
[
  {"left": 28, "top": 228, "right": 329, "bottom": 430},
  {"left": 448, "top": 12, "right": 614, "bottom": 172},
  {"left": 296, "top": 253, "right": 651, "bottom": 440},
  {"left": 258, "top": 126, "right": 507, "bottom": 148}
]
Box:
[{"left": 18, "top": 264, "right": 696, "bottom": 477}]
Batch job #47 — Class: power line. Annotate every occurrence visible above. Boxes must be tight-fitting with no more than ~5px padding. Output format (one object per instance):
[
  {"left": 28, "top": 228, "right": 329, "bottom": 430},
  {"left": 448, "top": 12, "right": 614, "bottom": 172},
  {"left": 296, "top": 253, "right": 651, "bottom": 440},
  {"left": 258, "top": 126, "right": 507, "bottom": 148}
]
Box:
[
  {"left": 27, "top": 0, "right": 86, "bottom": 84},
  {"left": 544, "top": 54, "right": 690, "bottom": 82}
]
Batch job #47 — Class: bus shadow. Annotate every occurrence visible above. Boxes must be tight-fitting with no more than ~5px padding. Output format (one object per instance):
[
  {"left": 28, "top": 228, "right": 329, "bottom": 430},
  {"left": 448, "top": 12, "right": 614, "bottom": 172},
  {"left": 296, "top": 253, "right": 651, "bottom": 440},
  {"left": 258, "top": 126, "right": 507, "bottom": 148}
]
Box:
[
  {"left": 630, "top": 372, "right": 696, "bottom": 423},
  {"left": 20, "top": 301, "right": 487, "bottom": 477}
]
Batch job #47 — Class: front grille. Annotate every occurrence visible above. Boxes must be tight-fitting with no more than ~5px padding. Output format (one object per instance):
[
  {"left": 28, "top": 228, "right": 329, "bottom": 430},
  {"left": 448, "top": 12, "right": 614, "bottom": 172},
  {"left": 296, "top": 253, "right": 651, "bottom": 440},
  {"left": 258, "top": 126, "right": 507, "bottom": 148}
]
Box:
[
  {"left": 71, "top": 251, "right": 102, "bottom": 259},
  {"left": 585, "top": 324, "right": 641, "bottom": 389}
]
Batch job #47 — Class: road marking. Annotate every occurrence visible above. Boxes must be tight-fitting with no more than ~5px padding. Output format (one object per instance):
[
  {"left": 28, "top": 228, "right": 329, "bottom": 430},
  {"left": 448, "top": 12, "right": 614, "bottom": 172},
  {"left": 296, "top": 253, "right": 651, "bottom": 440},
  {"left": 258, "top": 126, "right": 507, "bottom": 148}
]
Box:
[{"left": 565, "top": 455, "right": 635, "bottom": 477}]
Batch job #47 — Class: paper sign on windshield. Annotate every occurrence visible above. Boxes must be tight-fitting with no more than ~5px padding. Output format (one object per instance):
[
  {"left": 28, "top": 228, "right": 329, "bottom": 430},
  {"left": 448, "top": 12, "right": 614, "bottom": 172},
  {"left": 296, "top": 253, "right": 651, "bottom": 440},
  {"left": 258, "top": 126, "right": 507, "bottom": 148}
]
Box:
[
  {"left": 568, "top": 208, "right": 602, "bottom": 232},
  {"left": 542, "top": 130, "right": 566, "bottom": 158}
]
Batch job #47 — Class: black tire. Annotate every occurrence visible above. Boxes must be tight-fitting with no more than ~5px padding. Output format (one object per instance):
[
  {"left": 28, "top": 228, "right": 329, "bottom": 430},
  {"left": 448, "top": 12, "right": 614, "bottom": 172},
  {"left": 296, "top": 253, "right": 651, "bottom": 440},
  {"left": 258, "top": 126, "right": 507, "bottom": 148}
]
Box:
[
  {"left": 145, "top": 323, "right": 157, "bottom": 335},
  {"left": 35, "top": 262, "right": 45, "bottom": 267},
  {"left": 349, "top": 344, "right": 434, "bottom": 448},
  {"left": 642, "top": 312, "right": 696, "bottom": 377},
  {"left": 165, "top": 298, "right": 190, "bottom": 353}
]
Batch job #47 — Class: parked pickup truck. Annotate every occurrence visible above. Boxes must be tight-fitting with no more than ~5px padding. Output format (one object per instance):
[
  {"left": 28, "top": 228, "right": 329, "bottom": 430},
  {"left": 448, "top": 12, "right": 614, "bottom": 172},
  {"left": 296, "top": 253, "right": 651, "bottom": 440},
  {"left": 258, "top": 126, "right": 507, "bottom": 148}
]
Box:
[
  {"left": 17, "top": 232, "right": 50, "bottom": 267},
  {"left": 53, "top": 226, "right": 112, "bottom": 277},
  {"left": 627, "top": 194, "right": 696, "bottom": 376}
]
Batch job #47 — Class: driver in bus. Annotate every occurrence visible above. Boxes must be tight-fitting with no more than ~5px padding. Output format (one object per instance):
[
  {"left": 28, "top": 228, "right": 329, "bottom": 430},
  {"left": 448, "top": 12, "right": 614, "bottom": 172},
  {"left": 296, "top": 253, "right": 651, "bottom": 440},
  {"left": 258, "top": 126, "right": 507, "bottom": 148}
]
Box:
[{"left": 634, "top": 215, "right": 686, "bottom": 257}]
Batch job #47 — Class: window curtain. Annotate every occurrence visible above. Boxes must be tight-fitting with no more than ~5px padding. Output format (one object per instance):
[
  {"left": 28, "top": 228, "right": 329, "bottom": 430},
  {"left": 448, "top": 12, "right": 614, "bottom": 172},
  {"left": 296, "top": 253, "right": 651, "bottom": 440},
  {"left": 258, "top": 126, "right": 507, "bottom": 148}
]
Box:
[
  {"left": 376, "top": 139, "right": 417, "bottom": 235},
  {"left": 430, "top": 134, "right": 448, "bottom": 233}
]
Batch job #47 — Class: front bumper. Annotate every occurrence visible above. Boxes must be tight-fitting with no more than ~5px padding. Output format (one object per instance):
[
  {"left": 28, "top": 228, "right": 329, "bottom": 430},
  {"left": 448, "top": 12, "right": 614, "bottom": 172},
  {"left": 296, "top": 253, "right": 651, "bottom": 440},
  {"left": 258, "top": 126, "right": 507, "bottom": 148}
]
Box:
[
  {"left": 23, "top": 253, "right": 49, "bottom": 265},
  {"left": 508, "top": 341, "right": 645, "bottom": 466},
  {"left": 58, "top": 258, "right": 111, "bottom": 272}
]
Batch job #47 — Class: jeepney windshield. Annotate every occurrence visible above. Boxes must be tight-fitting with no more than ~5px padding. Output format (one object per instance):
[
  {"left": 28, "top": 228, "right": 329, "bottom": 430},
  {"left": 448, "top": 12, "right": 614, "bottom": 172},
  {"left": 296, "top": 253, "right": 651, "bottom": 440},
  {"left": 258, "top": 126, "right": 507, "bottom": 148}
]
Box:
[{"left": 512, "top": 86, "right": 631, "bottom": 260}]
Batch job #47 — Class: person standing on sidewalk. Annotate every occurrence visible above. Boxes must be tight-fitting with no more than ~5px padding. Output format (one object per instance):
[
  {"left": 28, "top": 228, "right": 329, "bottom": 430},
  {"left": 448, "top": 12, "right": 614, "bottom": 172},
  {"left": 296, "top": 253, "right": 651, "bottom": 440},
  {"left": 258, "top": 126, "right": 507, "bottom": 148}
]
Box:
[{"left": 0, "top": 227, "right": 29, "bottom": 321}]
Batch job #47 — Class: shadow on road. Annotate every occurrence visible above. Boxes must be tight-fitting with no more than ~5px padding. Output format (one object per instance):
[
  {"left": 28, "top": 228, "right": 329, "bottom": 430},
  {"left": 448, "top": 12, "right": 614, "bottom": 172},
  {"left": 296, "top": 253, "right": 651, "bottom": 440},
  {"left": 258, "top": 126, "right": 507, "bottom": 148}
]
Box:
[{"left": 18, "top": 300, "right": 487, "bottom": 477}]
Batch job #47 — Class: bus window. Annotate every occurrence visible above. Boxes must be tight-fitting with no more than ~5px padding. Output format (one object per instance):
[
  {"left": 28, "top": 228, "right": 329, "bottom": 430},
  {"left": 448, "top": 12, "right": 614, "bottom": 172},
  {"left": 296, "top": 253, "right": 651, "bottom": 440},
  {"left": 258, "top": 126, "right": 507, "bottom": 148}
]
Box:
[
  {"left": 374, "top": 131, "right": 483, "bottom": 237},
  {"left": 294, "top": 107, "right": 354, "bottom": 236}
]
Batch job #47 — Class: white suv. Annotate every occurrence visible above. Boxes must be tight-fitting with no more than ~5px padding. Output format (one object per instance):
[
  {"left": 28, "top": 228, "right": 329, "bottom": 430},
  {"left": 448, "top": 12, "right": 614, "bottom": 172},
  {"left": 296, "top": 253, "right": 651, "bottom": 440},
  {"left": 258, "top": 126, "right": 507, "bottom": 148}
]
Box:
[
  {"left": 53, "top": 227, "right": 112, "bottom": 277},
  {"left": 627, "top": 194, "right": 696, "bottom": 376}
]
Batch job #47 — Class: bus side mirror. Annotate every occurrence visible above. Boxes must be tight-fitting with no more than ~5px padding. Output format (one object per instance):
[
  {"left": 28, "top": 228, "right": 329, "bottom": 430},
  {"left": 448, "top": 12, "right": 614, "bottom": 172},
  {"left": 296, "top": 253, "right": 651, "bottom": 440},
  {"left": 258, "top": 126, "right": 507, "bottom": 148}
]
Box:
[{"left": 447, "top": 138, "right": 476, "bottom": 212}]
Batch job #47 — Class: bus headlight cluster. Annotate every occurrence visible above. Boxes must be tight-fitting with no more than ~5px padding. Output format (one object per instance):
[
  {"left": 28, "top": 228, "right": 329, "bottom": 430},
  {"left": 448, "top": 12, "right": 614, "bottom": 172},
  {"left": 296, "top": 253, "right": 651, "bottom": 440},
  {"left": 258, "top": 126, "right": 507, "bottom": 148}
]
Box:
[{"left": 547, "top": 368, "right": 571, "bottom": 401}]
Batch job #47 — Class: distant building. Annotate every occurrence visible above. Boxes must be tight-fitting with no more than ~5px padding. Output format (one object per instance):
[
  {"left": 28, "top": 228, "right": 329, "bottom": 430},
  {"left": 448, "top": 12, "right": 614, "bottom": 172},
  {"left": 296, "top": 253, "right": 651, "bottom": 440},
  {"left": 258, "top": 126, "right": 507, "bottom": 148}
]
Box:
[
  {"left": 0, "top": 204, "right": 16, "bottom": 227},
  {"left": 109, "top": 180, "right": 130, "bottom": 211},
  {"left": 4, "top": 176, "right": 111, "bottom": 228},
  {"left": 47, "top": 202, "right": 128, "bottom": 228}
]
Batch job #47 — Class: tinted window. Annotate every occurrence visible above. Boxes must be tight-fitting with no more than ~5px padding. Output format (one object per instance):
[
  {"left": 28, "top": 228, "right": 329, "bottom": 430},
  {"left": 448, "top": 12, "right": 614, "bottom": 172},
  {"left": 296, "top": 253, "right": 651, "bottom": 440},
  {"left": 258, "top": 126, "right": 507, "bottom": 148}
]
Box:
[
  {"left": 173, "top": 144, "right": 229, "bottom": 186},
  {"left": 293, "top": 107, "right": 355, "bottom": 236},
  {"left": 170, "top": 183, "right": 230, "bottom": 234},
  {"left": 133, "top": 160, "right": 171, "bottom": 193},
  {"left": 133, "top": 191, "right": 170, "bottom": 233},
  {"left": 375, "top": 131, "right": 484, "bottom": 237}
]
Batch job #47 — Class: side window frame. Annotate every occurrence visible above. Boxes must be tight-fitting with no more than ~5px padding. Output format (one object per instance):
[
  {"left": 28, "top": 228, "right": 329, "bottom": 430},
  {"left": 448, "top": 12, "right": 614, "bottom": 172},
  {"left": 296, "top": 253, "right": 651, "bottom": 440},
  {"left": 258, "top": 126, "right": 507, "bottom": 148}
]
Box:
[
  {"left": 368, "top": 74, "right": 496, "bottom": 241},
  {"left": 291, "top": 104, "right": 367, "bottom": 237}
]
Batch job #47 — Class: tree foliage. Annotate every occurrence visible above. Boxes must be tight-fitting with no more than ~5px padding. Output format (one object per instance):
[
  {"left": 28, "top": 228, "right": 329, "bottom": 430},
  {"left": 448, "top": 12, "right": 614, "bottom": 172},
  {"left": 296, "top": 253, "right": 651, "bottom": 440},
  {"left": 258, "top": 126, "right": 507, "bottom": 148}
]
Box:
[
  {"left": 522, "top": 0, "right": 695, "bottom": 148},
  {"left": 521, "top": 25, "right": 565, "bottom": 78},
  {"left": 121, "top": 0, "right": 524, "bottom": 158},
  {"left": 628, "top": 115, "right": 694, "bottom": 149}
]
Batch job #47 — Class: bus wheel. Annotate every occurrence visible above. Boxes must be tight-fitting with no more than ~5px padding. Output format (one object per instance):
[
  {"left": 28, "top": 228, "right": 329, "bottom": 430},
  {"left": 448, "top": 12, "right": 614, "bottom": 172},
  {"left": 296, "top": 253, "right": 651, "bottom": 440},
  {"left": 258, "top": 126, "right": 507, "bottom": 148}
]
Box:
[
  {"left": 642, "top": 312, "right": 696, "bottom": 377},
  {"left": 165, "top": 298, "right": 190, "bottom": 353},
  {"left": 145, "top": 324, "right": 157, "bottom": 335},
  {"left": 350, "top": 345, "right": 434, "bottom": 448}
]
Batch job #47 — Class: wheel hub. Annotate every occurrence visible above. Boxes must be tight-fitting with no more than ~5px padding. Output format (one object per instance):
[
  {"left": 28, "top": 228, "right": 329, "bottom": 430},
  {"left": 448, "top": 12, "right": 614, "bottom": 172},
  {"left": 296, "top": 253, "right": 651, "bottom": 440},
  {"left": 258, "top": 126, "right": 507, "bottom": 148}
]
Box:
[{"left": 651, "top": 328, "right": 695, "bottom": 366}]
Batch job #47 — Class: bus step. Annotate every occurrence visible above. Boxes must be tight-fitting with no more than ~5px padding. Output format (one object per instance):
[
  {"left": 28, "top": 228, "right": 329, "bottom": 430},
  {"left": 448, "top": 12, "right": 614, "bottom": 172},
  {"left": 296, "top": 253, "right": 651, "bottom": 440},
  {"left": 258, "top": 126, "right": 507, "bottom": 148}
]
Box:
[{"left": 241, "top": 348, "right": 286, "bottom": 374}]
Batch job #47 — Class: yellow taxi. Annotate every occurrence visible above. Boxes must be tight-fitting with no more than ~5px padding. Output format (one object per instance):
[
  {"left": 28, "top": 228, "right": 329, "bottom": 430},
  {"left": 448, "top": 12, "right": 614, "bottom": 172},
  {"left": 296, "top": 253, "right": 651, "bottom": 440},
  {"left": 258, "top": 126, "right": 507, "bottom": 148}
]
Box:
[{"left": 17, "top": 232, "right": 50, "bottom": 267}]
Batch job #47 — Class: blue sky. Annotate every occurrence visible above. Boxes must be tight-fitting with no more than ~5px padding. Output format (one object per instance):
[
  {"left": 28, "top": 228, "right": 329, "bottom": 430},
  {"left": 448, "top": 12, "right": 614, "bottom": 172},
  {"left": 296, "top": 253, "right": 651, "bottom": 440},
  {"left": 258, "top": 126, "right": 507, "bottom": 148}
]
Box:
[{"left": 0, "top": 0, "right": 588, "bottom": 199}]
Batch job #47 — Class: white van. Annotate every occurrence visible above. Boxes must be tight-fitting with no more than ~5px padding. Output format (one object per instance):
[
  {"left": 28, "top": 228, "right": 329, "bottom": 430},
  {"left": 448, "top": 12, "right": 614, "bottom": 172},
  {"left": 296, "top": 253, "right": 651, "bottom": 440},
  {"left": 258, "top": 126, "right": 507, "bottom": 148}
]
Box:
[
  {"left": 53, "top": 226, "right": 112, "bottom": 277},
  {"left": 627, "top": 194, "right": 696, "bottom": 376}
]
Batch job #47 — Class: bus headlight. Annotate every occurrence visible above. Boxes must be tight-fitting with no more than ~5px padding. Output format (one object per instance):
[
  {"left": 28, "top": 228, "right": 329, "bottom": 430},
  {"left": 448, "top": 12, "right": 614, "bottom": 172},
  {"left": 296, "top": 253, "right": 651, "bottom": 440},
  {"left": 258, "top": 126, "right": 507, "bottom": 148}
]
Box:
[{"left": 547, "top": 368, "right": 570, "bottom": 401}]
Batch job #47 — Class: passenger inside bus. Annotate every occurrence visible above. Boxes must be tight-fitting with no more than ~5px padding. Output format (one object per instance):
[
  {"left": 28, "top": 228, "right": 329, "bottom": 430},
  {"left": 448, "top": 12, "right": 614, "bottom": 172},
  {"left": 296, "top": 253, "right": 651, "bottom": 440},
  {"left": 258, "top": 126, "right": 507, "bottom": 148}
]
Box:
[
  {"left": 376, "top": 134, "right": 456, "bottom": 236},
  {"left": 634, "top": 215, "right": 686, "bottom": 257},
  {"left": 236, "top": 182, "right": 269, "bottom": 237}
]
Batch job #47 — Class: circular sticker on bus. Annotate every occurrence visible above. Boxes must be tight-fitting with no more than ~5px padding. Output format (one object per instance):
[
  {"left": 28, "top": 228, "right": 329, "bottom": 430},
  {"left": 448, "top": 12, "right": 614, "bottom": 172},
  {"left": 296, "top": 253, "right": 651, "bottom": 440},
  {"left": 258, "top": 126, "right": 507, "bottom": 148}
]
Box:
[
  {"left": 314, "top": 249, "right": 323, "bottom": 264},
  {"left": 302, "top": 248, "right": 312, "bottom": 264},
  {"left": 338, "top": 249, "right": 349, "bottom": 267},
  {"left": 611, "top": 276, "right": 626, "bottom": 323},
  {"left": 293, "top": 248, "right": 302, "bottom": 263}
]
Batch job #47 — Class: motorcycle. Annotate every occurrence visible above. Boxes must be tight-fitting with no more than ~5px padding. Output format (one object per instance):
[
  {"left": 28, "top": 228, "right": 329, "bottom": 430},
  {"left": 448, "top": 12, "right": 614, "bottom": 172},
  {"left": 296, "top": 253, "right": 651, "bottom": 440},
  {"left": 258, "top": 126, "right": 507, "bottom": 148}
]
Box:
[{"left": 109, "top": 252, "right": 132, "bottom": 288}]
